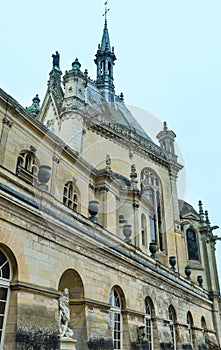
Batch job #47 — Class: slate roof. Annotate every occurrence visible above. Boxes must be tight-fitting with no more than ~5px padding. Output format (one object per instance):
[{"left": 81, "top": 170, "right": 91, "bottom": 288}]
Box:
[{"left": 179, "top": 200, "right": 200, "bottom": 219}]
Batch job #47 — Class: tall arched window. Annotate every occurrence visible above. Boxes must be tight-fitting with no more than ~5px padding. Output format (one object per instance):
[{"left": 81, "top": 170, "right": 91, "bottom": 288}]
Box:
[
  {"left": 141, "top": 214, "right": 147, "bottom": 246},
  {"left": 110, "top": 288, "right": 123, "bottom": 350},
  {"left": 141, "top": 168, "right": 164, "bottom": 251},
  {"left": 145, "top": 298, "right": 154, "bottom": 350},
  {"left": 0, "top": 250, "right": 11, "bottom": 348},
  {"left": 169, "top": 305, "right": 177, "bottom": 350},
  {"left": 63, "top": 182, "right": 79, "bottom": 212},
  {"left": 201, "top": 316, "right": 208, "bottom": 346},
  {"left": 187, "top": 312, "right": 194, "bottom": 348},
  {"left": 16, "top": 151, "right": 39, "bottom": 184},
  {"left": 186, "top": 229, "right": 199, "bottom": 260}
]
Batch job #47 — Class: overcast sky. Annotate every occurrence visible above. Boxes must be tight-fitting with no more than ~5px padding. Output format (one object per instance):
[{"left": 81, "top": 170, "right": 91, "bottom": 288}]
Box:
[{"left": 1, "top": 0, "right": 221, "bottom": 280}]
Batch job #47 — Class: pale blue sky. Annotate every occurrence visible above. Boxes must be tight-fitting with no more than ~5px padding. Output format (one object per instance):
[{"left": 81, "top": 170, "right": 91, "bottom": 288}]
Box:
[{"left": 1, "top": 1, "right": 221, "bottom": 279}]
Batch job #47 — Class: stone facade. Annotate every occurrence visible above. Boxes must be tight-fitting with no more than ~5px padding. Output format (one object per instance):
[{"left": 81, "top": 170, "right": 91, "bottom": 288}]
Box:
[{"left": 0, "top": 16, "right": 221, "bottom": 350}]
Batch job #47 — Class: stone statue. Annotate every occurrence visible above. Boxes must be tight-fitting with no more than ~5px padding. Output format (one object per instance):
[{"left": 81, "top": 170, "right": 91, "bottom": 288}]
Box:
[
  {"left": 106, "top": 154, "right": 111, "bottom": 169},
  {"left": 59, "top": 288, "right": 74, "bottom": 338},
  {"left": 52, "top": 51, "right": 60, "bottom": 69}
]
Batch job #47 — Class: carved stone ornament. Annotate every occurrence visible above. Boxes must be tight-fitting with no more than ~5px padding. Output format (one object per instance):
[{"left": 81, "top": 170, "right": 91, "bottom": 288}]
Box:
[{"left": 3, "top": 117, "right": 13, "bottom": 128}]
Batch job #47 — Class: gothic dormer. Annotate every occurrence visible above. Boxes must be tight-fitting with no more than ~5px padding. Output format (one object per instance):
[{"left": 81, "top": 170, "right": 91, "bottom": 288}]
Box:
[{"left": 94, "top": 16, "right": 116, "bottom": 102}]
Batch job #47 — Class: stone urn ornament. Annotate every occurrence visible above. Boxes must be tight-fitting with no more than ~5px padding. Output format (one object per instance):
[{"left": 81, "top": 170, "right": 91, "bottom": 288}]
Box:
[
  {"left": 169, "top": 256, "right": 176, "bottom": 272},
  {"left": 197, "top": 275, "right": 203, "bottom": 287},
  {"left": 88, "top": 200, "right": 99, "bottom": 224},
  {"left": 149, "top": 242, "right": 157, "bottom": 259},
  {"left": 185, "top": 265, "right": 192, "bottom": 280},
  {"left": 123, "top": 224, "right": 132, "bottom": 243},
  {"left": 37, "top": 165, "right": 51, "bottom": 191}
]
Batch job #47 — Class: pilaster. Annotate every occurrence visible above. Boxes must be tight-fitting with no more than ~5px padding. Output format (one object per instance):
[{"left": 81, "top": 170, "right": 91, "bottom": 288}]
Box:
[{"left": 0, "top": 117, "right": 13, "bottom": 166}]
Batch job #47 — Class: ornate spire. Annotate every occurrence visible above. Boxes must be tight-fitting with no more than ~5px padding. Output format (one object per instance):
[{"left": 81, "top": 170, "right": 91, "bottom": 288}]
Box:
[
  {"left": 94, "top": 1, "right": 116, "bottom": 102},
  {"left": 101, "top": 2, "right": 111, "bottom": 51},
  {"left": 205, "top": 210, "right": 211, "bottom": 226},
  {"left": 198, "top": 200, "right": 205, "bottom": 223}
]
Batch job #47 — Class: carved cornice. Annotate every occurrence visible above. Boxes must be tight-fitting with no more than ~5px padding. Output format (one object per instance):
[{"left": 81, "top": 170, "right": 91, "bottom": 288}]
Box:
[
  {"left": 85, "top": 118, "right": 170, "bottom": 168},
  {"left": 95, "top": 185, "right": 109, "bottom": 193}
]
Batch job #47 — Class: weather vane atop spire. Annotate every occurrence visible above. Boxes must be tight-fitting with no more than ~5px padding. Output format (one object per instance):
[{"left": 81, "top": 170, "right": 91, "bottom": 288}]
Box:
[{"left": 103, "top": 1, "right": 110, "bottom": 21}]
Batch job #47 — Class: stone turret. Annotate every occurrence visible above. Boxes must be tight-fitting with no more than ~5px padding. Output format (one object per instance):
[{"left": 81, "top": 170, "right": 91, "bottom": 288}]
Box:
[
  {"left": 156, "top": 121, "right": 177, "bottom": 162},
  {"left": 59, "top": 58, "right": 87, "bottom": 153}
]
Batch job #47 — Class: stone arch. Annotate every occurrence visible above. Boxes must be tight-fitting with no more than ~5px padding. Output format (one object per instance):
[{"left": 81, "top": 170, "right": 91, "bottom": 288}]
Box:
[
  {"left": 110, "top": 284, "right": 126, "bottom": 309},
  {"left": 0, "top": 244, "right": 18, "bottom": 348},
  {"left": 201, "top": 316, "right": 209, "bottom": 346},
  {"left": 144, "top": 296, "right": 156, "bottom": 350},
  {"left": 0, "top": 243, "right": 18, "bottom": 282},
  {"left": 109, "top": 285, "right": 128, "bottom": 350},
  {"left": 168, "top": 304, "right": 179, "bottom": 349},
  {"left": 187, "top": 311, "right": 195, "bottom": 348},
  {"left": 58, "top": 269, "right": 86, "bottom": 348},
  {"left": 145, "top": 296, "right": 156, "bottom": 317}
]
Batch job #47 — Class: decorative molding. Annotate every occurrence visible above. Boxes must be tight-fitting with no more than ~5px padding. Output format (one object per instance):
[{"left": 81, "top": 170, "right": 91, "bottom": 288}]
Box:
[
  {"left": 95, "top": 185, "right": 109, "bottom": 193},
  {"left": 11, "top": 280, "right": 60, "bottom": 298}
]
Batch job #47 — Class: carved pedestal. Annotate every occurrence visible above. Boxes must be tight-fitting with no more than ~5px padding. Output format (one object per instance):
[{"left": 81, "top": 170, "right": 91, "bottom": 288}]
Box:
[{"left": 60, "top": 337, "right": 77, "bottom": 350}]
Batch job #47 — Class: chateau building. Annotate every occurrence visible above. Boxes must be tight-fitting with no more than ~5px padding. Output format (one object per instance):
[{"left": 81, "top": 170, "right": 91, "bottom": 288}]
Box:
[{"left": 0, "top": 13, "right": 221, "bottom": 350}]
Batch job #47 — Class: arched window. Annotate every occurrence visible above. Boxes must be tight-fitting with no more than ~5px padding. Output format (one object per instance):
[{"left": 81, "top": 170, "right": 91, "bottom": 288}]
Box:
[
  {"left": 101, "top": 60, "right": 105, "bottom": 76},
  {"left": 0, "top": 250, "right": 11, "bottom": 348},
  {"left": 108, "top": 61, "right": 111, "bottom": 76},
  {"left": 169, "top": 305, "right": 177, "bottom": 350},
  {"left": 201, "top": 316, "right": 208, "bottom": 345},
  {"left": 141, "top": 214, "right": 147, "bottom": 246},
  {"left": 145, "top": 298, "right": 154, "bottom": 350},
  {"left": 141, "top": 168, "right": 164, "bottom": 251},
  {"left": 63, "top": 182, "right": 79, "bottom": 212},
  {"left": 186, "top": 229, "right": 199, "bottom": 260},
  {"left": 110, "top": 288, "right": 123, "bottom": 350},
  {"left": 187, "top": 312, "right": 194, "bottom": 347},
  {"left": 16, "top": 150, "right": 39, "bottom": 184}
]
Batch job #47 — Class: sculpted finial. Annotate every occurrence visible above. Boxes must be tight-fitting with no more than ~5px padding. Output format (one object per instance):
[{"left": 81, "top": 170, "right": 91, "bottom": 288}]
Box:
[{"left": 163, "top": 121, "right": 168, "bottom": 131}]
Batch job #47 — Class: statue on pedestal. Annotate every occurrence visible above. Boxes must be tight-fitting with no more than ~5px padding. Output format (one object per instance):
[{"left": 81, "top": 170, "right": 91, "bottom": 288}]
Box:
[{"left": 59, "top": 288, "right": 74, "bottom": 338}]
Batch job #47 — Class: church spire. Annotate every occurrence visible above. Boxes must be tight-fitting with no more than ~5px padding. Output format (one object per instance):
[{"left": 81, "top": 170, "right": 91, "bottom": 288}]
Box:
[
  {"left": 100, "top": 19, "right": 111, "bottom": 52},
  {"left": 94, "top": 1, "right": 116, "bottom": 102}
]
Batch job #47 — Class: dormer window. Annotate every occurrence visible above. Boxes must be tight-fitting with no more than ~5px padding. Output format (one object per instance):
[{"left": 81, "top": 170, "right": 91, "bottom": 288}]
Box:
[
  {"left": 16, "top": 150, "right": 39, "bottom": 184},
  {"left": 63, "top": 181, "right": 79, "bottom": 212}
]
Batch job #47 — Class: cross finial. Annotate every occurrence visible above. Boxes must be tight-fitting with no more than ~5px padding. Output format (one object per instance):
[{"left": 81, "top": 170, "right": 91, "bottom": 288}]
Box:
[{"left": 103, "top": 1, "right": 110, "bottom": 21}]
